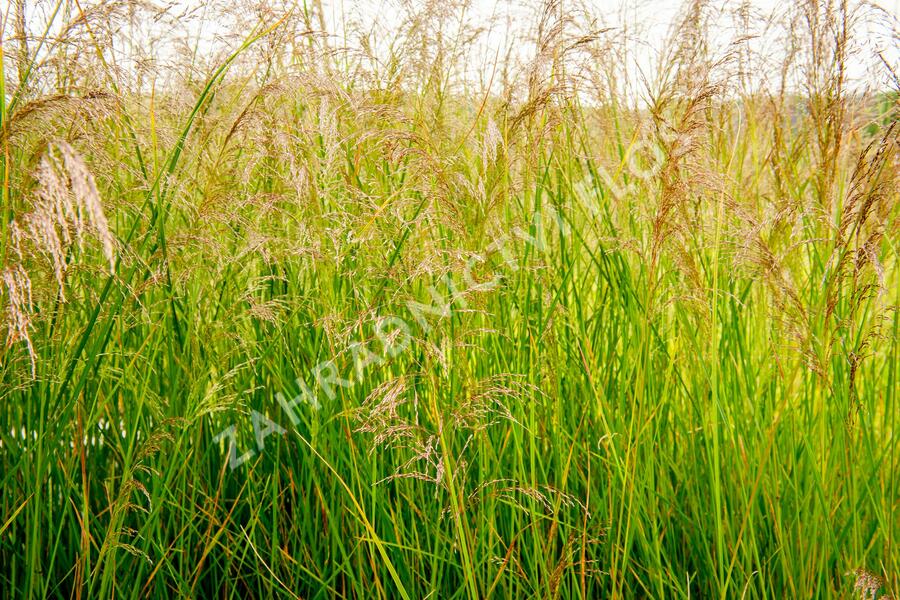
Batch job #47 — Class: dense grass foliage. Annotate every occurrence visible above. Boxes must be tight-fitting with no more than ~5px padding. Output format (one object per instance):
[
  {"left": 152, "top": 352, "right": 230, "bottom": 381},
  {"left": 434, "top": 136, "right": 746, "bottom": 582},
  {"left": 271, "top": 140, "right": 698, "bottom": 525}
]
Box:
[{"left": 1, "top": 0, "right": 898, "bottom": 597}]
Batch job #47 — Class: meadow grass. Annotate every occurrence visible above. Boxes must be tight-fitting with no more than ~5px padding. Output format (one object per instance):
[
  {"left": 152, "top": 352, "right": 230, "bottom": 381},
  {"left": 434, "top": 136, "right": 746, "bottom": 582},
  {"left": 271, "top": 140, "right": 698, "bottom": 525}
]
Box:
[{"left": 1, "top": 0, "right": 898, "bottom": 597}]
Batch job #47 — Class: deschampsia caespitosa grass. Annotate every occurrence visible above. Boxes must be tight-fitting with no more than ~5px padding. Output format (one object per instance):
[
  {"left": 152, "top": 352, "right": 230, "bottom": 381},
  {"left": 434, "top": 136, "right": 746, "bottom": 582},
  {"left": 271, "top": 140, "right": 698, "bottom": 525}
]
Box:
[{"left": 1, "top": 0, "right": 898, "bottom": 597}]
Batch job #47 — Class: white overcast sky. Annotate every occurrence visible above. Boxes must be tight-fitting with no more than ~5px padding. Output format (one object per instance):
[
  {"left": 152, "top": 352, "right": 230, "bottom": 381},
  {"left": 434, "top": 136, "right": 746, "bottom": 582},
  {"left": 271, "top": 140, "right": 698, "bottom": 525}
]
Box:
[
  {"left": 305, "top": 0, "right": 900, "bottom": 95},
  {"left": 4, "top": 0, "right": 899, "bottom": 94}
]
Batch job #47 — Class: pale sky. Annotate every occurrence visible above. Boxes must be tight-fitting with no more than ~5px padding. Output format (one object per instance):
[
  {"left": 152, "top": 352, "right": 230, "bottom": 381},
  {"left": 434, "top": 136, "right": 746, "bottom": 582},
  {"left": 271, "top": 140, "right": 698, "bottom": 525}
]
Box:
[
  {"left": 314, "top": 0, "right": 900, "bottom": 97},
  {"left": 4, "top": 0, "right": 899, "bottom": 95}
]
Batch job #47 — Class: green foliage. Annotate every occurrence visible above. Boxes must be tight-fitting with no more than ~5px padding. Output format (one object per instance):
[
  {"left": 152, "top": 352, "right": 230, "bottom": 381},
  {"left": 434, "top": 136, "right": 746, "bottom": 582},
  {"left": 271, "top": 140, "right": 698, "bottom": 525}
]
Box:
[{"left": 1, "top": 1, "right": 898, "bottom": 598}]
